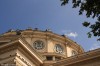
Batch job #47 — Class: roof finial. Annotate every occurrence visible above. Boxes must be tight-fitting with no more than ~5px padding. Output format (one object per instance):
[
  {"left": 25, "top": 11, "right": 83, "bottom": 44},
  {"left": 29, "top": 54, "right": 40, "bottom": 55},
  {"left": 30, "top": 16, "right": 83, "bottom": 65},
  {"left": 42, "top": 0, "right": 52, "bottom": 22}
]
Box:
[
  {"left": 8, "top": 29, "right": 15, "bottom": 32},
  {"left": 26, "top": 27, "right": 32, "bottom": 30},
  {"left": 45, "top": 29, "right": 52, "bottom": 32}
]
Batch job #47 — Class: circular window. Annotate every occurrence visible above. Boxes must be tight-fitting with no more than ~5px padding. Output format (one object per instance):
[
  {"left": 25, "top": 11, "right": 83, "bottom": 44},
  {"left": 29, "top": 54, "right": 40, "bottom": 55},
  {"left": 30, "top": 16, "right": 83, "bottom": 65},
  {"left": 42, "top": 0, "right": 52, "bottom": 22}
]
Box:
[
  {"left": 54, "top": 44, "right": 63, "bottom": 54},
  {"left": 33, "top": 40, "right": 44, "bottom": 50},
  {"left": 72, "top": 50, "right": 77, "bottom": 56}
]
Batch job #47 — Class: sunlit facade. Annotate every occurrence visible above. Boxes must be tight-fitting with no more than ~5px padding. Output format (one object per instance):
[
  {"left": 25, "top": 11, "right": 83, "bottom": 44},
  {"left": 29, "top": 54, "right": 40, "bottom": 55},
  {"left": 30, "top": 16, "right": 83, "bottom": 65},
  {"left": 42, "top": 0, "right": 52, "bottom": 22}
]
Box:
[{"left": 0, "top": 28, "right": 100, "bottom": 66}]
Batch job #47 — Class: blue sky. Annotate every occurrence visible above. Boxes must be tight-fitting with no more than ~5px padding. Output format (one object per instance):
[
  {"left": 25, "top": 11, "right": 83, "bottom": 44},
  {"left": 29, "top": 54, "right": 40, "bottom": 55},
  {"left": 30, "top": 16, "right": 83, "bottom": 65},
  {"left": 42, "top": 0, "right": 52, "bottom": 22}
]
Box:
[{"left": 0, "top": 0, "right": 100, "bottom": 51}]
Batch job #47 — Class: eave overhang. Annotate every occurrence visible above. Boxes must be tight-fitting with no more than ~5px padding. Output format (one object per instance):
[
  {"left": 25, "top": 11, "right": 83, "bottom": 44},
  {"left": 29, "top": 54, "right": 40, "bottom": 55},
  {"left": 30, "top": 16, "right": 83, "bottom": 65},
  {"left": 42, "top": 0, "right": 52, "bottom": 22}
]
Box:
[{"left": 53, "top": 48, "right": 100, "bottom": 66}]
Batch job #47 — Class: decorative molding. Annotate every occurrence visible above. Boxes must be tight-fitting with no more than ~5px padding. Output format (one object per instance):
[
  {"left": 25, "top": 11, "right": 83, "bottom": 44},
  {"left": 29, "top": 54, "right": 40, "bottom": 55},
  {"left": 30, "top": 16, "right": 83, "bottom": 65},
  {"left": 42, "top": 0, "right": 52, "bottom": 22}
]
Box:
[
  {"left": 0, "top": 44, "right": 18, "bottom": 54},
  {"left": 1, "top": 30, "right": 84, "bottom": 53},
  {"left": 0, "top": 54, "right": 16, "bottom": 61},
  {"left": 0, "top": 29, "right": 86, "bottom": 66},
  {"left": 41, "top": 52, "right": 66, "bottom": 58},
  {"left": 16, "top": 55, "right": 32, "bottom": 66},
  {"left": 19, "top": 38, "right": 44, "bottom": 62},
  {"left": 53, "top": 48, "right": 100, "bottom": 66},
  {"left": 0, "top": 38, "right": 43, "bottom": 64}
]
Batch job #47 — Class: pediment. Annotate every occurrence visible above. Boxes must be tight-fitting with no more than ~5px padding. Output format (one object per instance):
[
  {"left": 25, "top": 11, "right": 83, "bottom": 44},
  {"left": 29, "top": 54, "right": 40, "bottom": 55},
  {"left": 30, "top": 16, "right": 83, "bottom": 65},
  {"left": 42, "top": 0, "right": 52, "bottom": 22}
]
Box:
[{"left": 0, "top": 37, "right": 43, "bottom": 66}]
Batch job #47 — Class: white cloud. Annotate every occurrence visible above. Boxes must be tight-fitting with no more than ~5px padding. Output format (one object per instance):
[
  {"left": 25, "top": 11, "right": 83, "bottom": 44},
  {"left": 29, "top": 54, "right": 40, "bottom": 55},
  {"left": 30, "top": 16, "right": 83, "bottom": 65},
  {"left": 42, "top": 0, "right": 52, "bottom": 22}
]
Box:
[
  {"left": 62, "top": 30, "right": 78, "bottom": 38},
  {"left": 90, "top": 43, "right": 100, "bottom": 50},
  {"left": 65, "top": 32, "right": 78, "bottom": 38}
]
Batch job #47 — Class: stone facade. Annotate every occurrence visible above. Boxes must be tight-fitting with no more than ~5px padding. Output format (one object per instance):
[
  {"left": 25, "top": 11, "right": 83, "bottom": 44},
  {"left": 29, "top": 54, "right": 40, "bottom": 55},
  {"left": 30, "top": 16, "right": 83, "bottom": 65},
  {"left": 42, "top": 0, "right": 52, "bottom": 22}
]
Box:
[{"left": 0, "top": 28, "right": 100, "bottom": 66}]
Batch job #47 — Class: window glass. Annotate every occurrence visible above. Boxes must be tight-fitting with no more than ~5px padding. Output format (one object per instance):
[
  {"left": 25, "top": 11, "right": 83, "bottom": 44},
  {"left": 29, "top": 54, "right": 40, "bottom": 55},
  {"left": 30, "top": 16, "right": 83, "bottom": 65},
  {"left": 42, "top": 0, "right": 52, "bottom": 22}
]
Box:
[{"left": 46, "top": 56, "right": 53, "bottom": 60}]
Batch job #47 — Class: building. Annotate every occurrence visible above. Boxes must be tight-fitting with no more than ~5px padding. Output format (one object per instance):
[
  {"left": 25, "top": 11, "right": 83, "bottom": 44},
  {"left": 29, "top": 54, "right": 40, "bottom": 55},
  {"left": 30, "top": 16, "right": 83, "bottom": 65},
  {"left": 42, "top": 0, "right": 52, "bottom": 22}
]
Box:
[{"left": 0, "top": 28, "right": 100, "bottom": 66}]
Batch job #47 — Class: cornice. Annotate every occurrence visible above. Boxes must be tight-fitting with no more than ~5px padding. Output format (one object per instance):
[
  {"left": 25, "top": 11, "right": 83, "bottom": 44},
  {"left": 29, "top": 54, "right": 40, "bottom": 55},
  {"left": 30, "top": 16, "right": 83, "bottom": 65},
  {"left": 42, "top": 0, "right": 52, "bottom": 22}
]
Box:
[
  {"left": 41, "top": 52, "right": 66, "bottom": 58},
  {"left": 44, "top": 61, "right": 56, "bottom": 63},
  {"left": 0, "top": 54, "right": 16, "bottom": 61},
  {"left": 67, "top": 42, "right": 84, "bottom": 54},
  {"left": 19, "top": 37, "right": 44, "bottom": 61},
  {"left": 1, "top": 30, "right": 84, "bottom": 55},
  {"left": 0, "top": 35, "right": 20, "bottom": 42},
  {"left": 0, "top": 40, "right": 19, "bottom": 54},
  {"left": 16, "top": 55, "right": 31, "bottom": 66},
  {"left": 17, "top": 42, "right": 43, "bottom": 66},
  {"left": 1, "top": 30, "right": 68, "bottom": 43},
  {"left": 0, "top": 38, "right": 44, "bottom": 64},
  {"left": 17, "top": 47, "right": 40, "bottom": 66},
  {"left": 0, "top": 30, "right": 78, "bottom": 45},
  {"left": 21, "top": 31, "right": 84, "bottom": 52},
  {"left": 62, "top": 35, "right": 84, "bottom": 53},
  {"left": 53, "top": 48, "right": 100, "bottom": 66}
]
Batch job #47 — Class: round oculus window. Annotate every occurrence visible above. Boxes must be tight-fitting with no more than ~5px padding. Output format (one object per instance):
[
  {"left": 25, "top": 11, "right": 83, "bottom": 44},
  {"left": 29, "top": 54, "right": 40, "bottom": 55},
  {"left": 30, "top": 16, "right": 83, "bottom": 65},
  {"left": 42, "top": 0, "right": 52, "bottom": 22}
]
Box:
[
  {"left": 54, "top": 44, "right": 63, "bottom": 54},
  {"left": 33, "top": 40, "right": 44, "bottom": 50},
  {"left": 72, "top": 50, "right": 77, "bottom": 56}
]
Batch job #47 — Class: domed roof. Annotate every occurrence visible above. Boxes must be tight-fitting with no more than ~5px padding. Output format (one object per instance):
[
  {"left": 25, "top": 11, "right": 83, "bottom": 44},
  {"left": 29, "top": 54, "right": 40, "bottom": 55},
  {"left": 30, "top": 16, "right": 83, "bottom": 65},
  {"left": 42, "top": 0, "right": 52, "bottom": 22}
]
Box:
[{"left": 0, "top": 28, "right": 84, "bottom": 60}]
